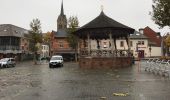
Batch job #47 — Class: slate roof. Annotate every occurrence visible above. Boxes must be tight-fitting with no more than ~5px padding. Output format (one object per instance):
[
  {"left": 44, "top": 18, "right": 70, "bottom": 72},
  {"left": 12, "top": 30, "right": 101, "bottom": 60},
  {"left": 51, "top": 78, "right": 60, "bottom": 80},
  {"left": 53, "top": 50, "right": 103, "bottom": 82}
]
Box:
[
  {"left": 81, "top": 11, "right": 133, "bottom": 30},
  {"left": 74, "top": 11, "right": 135, "bottom": 39},
  {"left": 0, "top": 24, "right": 28, "bottom": 37},
  {"left": 130, "top": 31, "right": 148, "bottom": 39},
  {"left": 52, "top": 29, "right": 68, "bottom": 38},
  {"left": 130, "top": 31, "right": 157, "bottom": 46}
]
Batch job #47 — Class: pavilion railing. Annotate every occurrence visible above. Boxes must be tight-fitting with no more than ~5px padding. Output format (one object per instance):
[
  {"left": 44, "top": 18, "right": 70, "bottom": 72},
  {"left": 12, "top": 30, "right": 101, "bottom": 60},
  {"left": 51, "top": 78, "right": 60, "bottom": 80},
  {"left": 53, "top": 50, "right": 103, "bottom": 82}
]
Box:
[{"left": 79, "top": 49, "right": 131, "bottom": 57}]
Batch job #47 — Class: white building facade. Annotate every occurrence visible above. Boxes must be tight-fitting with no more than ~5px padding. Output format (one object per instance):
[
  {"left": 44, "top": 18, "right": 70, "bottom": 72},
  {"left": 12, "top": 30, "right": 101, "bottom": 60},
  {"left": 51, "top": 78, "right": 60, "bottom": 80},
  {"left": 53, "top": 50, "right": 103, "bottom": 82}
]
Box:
[
  {"left": 89, "top": 32, "right": 161, "bottom": 58},
  {"left": 41, "top": 44, "right": 49, "bottom": 58}
]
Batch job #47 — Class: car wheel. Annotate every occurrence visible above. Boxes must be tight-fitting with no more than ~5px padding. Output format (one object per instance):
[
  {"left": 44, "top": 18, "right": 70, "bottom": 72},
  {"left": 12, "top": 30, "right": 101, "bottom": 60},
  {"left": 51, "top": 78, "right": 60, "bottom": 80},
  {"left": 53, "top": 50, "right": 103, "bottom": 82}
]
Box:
[
  {"left": 6, "top": 65, "right": 9, "bottom": 68},
  {"left": 3, "top": 65, "right": 7, "bottom": 68},
  {"left": 61, "top": 64, "right": 63, "bottom": 67},
  {"left": 49, "top": 65, "right": 52, "bottom": 68}
]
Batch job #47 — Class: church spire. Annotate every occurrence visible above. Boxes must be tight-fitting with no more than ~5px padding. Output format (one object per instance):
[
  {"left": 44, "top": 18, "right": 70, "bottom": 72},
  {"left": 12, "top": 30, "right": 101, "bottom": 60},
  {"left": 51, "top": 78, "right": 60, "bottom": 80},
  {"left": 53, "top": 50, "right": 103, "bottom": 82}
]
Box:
[
  {"left": 60, "top": 0, "right": 64, "bottom": 15},
  {"left": 57, "top": 0, "right": 67, "bottom": 30}
]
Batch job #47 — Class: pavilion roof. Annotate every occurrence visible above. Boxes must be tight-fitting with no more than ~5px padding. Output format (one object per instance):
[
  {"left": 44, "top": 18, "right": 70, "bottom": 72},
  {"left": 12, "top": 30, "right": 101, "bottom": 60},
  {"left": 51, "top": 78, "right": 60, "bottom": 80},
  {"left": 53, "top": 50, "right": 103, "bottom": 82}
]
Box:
[{"left": 74, "top": 11, "right": 135, "bottom": 39}]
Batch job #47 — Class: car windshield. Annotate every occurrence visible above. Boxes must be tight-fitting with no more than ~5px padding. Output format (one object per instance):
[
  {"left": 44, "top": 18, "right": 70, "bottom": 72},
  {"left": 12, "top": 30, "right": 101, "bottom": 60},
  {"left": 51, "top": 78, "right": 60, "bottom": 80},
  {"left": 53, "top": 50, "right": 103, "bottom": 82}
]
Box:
[
  {"left": 0, "top": 58, "right": 9, "bottom": 62},
  {"left": 51, "top": 57, "right": 62, "bottom": 60}
]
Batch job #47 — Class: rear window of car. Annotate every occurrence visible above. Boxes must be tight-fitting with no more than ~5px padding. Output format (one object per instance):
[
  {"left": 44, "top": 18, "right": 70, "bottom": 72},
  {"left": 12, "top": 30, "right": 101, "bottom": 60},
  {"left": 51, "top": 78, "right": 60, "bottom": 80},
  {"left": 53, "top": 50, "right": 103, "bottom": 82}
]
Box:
[
  {"left": 0, "top": 58, "right": 9, "bottom": 62},
  {"left": 51, "top": 57, "right": 62, "bottom": 60}
]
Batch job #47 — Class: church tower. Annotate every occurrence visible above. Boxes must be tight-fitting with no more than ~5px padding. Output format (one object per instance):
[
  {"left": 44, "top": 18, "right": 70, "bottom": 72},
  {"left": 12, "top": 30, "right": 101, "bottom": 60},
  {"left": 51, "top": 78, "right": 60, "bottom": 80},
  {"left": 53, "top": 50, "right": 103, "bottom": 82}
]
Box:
[{"left": 57, "top": 0, "right": 67, "bottom": 30}]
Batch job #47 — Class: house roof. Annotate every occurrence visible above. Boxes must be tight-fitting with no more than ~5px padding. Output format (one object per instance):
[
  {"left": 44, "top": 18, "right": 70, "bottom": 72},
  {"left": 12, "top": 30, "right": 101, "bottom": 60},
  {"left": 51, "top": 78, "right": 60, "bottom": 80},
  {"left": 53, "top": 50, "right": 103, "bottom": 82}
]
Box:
[
  {"left": 143, "top": 26, "right": 162, "bottom": 47},
  {"left": 0, "top": 24, "right": 28, "bottom": 37},
  {"left": 130, "top": 31, "right": 148, "bottom": 39},
  {"left": 52, "top": 29, "right": 68, "bottom": 38},
  {"left": 74, "top": 11, "right": 135, "bottom": 39},
  {"left": 81, "top": 11, "right": 133, "bottom": 29}
]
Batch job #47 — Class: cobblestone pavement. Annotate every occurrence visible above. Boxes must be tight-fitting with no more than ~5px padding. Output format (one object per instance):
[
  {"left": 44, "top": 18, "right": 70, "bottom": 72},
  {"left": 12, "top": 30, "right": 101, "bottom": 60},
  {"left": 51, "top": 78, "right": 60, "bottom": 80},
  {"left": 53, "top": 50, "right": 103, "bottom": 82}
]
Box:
[{"left": 0, "top": 61, "right": 170, "bottom": 100}]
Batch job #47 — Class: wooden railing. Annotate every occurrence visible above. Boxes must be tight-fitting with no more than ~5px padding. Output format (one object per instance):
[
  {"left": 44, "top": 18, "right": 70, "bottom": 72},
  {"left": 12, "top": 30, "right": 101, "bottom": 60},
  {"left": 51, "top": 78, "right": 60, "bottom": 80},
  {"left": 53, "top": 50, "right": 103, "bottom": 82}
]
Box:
[{"left": 79, "top": 49, "right": 131, "bottom": 57}]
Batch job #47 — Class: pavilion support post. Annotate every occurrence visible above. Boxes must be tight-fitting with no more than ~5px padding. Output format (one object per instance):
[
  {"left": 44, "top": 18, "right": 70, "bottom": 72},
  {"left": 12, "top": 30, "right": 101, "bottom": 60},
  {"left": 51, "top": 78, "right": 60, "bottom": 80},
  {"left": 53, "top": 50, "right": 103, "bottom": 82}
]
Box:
[
  {"left": 83, "top": 39, "right": 86, "bottom": 49},
  {"left": 109, "top": 33, "right": 114, "bottom": 55},
  {"left": 77, "top": 39, "right": 80, "bottom": 55},
  {"left": 113, "top": 38, "right": 117, "bottom": 56},
  {"left": 125, "top": 35, "right": 131, "bottom": 56},
  {"left": 87, "top": 33, "right": 91, "bottom": 56},
  {"left": 128, "top": 35, "right": 131, "bottom": 56},
  {"left": 128, "top": 35, "right": 130, "bottom": 51}
]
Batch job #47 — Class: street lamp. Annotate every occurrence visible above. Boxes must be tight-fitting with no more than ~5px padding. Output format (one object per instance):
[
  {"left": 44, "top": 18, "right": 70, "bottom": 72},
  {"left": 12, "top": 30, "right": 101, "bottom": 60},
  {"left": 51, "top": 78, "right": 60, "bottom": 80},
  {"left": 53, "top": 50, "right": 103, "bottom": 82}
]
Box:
[
  {"left": 149, "top": 44, "right": 152, "bottom": 57},
  {"left": 136, "top": 43, "right": 139, "bottom": 58}
]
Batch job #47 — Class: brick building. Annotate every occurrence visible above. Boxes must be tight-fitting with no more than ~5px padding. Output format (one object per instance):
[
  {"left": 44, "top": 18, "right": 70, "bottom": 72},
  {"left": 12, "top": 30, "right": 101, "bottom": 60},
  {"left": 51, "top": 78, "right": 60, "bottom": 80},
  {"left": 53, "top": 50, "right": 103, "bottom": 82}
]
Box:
[{"left": 50, "top": 1, "right": 75, "bottom": 61}]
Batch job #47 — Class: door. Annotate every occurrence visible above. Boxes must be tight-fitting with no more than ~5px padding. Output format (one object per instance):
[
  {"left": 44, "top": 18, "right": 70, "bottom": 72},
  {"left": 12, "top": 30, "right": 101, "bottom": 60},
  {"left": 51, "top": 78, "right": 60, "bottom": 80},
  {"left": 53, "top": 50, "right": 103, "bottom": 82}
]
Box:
[{"left": 138, "top": 50, "right": 144, "bottom": 58}]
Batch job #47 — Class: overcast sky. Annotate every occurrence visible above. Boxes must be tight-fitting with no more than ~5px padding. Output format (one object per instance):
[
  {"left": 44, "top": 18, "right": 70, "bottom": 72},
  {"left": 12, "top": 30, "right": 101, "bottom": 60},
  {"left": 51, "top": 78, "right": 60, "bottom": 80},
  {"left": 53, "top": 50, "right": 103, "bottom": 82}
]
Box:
[{"left": 0, "top": 0, "right": 169, "bottom": 35}]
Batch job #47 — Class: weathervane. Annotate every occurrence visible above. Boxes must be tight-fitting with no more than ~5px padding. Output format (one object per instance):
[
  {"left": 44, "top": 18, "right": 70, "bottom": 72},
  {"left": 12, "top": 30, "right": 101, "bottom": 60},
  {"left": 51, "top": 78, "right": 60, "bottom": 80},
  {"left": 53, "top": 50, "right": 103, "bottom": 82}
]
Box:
[
  {"left": 100, "top": 0, "right": 104, "bottom": 11},
  {"left": 101, "top": 5, "right": 104, "bottom": 11}
]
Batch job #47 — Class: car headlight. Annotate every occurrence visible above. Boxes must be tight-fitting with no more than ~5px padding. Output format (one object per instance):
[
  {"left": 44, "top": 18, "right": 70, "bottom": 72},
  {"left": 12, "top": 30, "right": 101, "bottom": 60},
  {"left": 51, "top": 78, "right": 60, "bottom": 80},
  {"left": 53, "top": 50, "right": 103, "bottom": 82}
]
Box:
[{"left": 2, "top": 62, "right": 7, "bottom": 65}]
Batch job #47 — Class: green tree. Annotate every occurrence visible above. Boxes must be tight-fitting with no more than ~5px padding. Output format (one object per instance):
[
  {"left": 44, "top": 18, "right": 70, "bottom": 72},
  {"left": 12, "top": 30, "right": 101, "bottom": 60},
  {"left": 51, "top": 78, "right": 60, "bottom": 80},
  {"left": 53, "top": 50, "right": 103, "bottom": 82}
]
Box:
[
  {"left": 165, "top": 35, "right": 170, "bottom": 46},
  {"left": 151, "top": 0, "right": 170, "bottom": 28},
  {"left": 67, "top": 16, "right": 79, "bottom": 62},
  {"left": 164, "top": 34, "right": 170, "bottom": 55},
  {"left": 29, "top": 18, "right": 42, "bottom": 64},
  {"left": 43, "top": 32, "right": 51, "bottom": 44}
]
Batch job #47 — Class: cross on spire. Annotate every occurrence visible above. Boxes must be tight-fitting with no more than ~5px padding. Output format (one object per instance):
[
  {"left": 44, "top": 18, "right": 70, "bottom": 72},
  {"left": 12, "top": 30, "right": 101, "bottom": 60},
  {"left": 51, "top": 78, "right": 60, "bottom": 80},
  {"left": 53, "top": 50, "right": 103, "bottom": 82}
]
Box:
[{"left": 60, "top": 0, "right": 64, "bottom": 15}]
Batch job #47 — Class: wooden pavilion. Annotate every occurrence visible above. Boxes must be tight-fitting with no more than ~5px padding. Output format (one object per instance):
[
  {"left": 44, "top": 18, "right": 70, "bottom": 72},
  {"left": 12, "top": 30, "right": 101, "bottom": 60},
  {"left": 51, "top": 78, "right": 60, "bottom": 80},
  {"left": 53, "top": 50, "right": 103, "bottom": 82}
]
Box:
[{"left": 73, "top": 11, "right": 135, "bottom": 68}]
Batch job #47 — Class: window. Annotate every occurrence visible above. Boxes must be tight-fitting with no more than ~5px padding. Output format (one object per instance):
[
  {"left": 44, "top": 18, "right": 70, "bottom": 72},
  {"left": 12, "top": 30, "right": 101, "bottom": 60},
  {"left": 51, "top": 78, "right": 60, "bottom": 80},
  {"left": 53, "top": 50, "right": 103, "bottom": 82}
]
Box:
[
  {"left": 130, "top": 41, "right": 133, "bottom": 47},
  {"left": 103, "top": 42, "right": 107, "bottom": 48},
  {"left": 138, "top": 41, "right": 141, "bottom": 45},
  {"left": 84, "top": 41, "right": 88, "bottom": 48},
  {"left": 120, "top": 41, "right": 124, "bottom": 47},
  {"left": 22, "top": 46, "right": 24, "bottom": 50},
  {"left": 138, "top": 41, "right": 144, "bottom": 45},
  {"left": 141, "top": 41, "right": 144, "bottom": 45},
  {"left": 59, "top": 41, "right": 63, "bottom": 48}
]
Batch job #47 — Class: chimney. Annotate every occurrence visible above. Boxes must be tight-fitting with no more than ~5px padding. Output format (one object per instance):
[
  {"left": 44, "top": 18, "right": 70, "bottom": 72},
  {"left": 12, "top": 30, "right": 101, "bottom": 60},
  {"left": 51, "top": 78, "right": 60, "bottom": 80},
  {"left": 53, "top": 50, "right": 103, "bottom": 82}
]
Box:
[
  {"left": 139, "top": 28, "right": 144, "bottom": 34},
  {"left": 157, "top": 32, "right": 161, "bottom": 36}
]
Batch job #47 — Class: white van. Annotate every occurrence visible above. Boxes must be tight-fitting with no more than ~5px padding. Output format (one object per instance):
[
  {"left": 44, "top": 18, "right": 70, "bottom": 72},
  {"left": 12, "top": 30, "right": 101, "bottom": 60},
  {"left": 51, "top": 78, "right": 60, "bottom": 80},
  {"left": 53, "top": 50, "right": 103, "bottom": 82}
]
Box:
[{"left": 49, "top": 55, "right": 63, "bottom": 68}]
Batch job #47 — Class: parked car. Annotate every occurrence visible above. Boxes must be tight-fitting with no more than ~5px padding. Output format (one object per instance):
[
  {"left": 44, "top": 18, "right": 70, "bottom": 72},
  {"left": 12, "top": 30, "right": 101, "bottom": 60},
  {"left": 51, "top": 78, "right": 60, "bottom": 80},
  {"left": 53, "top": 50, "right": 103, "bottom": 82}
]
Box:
[
  {"left": 40, "top": 57, "right": 50, "bottom": 61},
  {"left": 0, "top": 58, "right": 16, "bottom": 68},
  {"left": 49, "top": 55, "right": 63, "bottom": 68}
]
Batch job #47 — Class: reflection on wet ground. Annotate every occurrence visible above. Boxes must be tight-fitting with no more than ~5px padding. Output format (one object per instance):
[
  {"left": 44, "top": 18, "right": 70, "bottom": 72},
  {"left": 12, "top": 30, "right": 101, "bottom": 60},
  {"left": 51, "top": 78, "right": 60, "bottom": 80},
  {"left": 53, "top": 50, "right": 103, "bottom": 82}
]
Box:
[{"left": 0, "top": 61, "right": 170, "bottom": 100}]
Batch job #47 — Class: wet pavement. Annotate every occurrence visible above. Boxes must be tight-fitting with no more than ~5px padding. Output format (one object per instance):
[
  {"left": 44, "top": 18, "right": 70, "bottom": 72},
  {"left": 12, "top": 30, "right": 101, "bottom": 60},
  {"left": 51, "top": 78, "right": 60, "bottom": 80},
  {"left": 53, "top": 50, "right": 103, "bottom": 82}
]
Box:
[{"left": 0, "top": 61, "right": 170, "bottom": 100}]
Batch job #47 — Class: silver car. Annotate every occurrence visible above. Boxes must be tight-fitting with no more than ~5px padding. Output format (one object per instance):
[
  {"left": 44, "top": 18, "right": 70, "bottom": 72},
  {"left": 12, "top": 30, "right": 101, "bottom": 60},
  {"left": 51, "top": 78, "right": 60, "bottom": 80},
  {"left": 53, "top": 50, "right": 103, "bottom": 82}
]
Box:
[
  {"left": 49, "top": 55, "right": 63, "bottom": 68},
  {"left": 0, "top": 58, "right": 16, "bottom": 68}
]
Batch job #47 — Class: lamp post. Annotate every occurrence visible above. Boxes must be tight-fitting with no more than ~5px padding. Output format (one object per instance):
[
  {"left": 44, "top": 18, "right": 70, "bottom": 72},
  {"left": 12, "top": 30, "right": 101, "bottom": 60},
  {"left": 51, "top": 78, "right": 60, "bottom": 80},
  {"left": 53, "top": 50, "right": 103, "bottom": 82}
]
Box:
[
  {"left": 149, "top": 44, "right": 152, "bottom": 57},
  {"left": 136, "top": 43, "right": 139, "bottom": 58}
]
